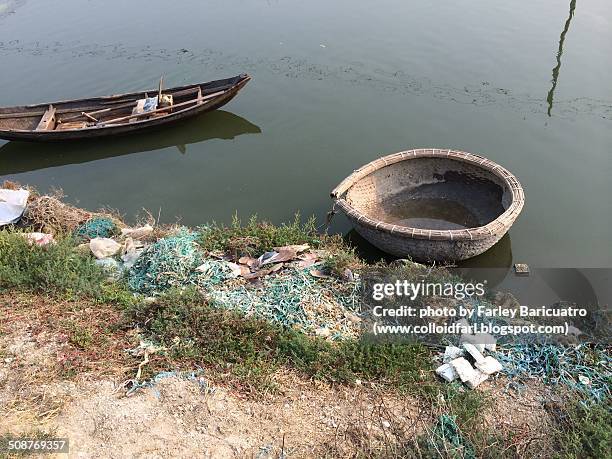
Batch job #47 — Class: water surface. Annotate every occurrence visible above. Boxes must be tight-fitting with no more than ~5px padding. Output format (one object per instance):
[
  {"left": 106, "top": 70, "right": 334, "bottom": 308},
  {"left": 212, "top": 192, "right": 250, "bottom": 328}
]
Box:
[{"left": 0, "top": 0, "right": 610, "bottom": 267}]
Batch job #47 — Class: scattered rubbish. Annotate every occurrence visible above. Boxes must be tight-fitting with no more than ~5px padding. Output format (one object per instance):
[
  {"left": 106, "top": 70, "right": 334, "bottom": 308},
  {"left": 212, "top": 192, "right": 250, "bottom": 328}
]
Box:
[
  {"left": 125, "top": 369, "right": 209, "bottom": 397},
  {"left": 462, "top": 343, "right": 485, "bottom": 364},
  {"left": 89, "top": 237, "right": 122, "bottom": 259},
  {"left": 437, "top": 341, "right": 501, "bottom": 389},
  {"left": 514, "top": 263, "right": 530, "bottom": 276},
  {"left": 209, "top": 265, "right": 361, "bottom": 339},
  {"left": 121, "top": 237, "right": 145, "bottom": 269},
  {"left": 19, "top": 232, "right": 55, "bottom": 246},
  {"left": 0, "top": 188, "right": 29, "bottom": 226},
  {"left": 449, "top": 357, "right": 487, "bottom": 388},
  {"left": 75, "top": 216, "right": 117, "bottom": 239},
  {"left": 495, "top": 342, "right": 611, "bottom": 402},
  {"left": 95, "top": 258, "right": 123, "bottom": 278},
  {"left": 121, "top": 224, "right": 154, "bottom": 239},
  {"left": 309, "top": 268, "right": 333, "bottom": 279},
  {"left": 460, "top": 332, "right": 496, "bottom": 352}
]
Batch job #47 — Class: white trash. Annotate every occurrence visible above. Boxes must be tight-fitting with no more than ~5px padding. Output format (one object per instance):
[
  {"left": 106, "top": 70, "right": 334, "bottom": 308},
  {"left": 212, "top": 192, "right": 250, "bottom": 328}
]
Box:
[
  {"left": 90, "top": 237, "right": 122, "bottom": 259},
  {"left": 121, "top": 224, "right": 154, "bottom": 239},
  {"left": 0, "top": 188, "right": 29, "bottom": 226}
]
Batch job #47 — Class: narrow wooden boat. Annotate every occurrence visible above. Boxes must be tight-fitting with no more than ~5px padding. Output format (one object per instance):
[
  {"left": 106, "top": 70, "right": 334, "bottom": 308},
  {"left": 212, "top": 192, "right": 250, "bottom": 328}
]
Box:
[{"left": 0, "top": 74, "right": 251, "bottom": 142}]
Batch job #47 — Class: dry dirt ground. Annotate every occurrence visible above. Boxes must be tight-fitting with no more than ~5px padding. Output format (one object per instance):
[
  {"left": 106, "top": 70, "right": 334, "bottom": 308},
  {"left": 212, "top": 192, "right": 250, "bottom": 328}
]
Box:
[{"left": 0, "top": 299, "right": 556, "bottom": 458}]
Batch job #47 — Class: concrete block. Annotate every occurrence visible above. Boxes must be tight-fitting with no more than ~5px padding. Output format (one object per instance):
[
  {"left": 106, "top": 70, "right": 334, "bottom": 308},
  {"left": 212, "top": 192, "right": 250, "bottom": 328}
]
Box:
[
  {"left": 460, "top": 333, "right": 496, "bottom": 352},
  {"left": 435, "top": 363, "right": 458, "bottom": 382},
  {"left": 462, "top": 343, "right": 485, "bottom": 364},
  {"left": 465, "top": 369, "right": 489, "bottom": 389},
  {"left": 475, "top": 356, "right": 503, "bottom": 375},
  {"left": 443, "top": 345, "right": 464, "bottom": 363}
]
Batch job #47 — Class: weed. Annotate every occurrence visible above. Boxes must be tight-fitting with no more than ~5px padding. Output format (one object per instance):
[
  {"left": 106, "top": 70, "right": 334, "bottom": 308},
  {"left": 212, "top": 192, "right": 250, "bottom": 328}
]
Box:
[
  {"left": 198, "top": 214, "right": 323, "bottom": 257},
  {"left": 0, "top": 231, "right": 106, "bottom": 297},
  {"left": 124, "top": 287, "right": 433, "bottom": 394},
  {"left": 550, "top": 399, "right": 612, "bottom": 458}
]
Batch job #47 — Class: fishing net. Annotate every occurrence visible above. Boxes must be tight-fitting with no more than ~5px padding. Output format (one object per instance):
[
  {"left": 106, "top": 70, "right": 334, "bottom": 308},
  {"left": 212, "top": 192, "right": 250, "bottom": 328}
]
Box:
[
  {"left": 75, "top": 216, "right": 118, "bottom": 239},
  {"left": 496, "top": 342, "right": 611, "bottom": 403},
  {"left": 127, "top": 229, "right": 211, "bottom": 294},
  {"left": 207, "top": 266, "right": 361, "bottom": 339},
  {"left": 429, "top": 414, "right": 475, "bottom": 459},
  {"left": 124, "top": 228, "right": 361, "bottom": 337}
]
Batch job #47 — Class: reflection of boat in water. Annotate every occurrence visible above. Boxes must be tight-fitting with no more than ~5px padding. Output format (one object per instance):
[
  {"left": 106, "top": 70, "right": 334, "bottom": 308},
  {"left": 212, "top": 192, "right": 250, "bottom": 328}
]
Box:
[{"left": 0, "top": 110, "right": 261, "bottom": 175}]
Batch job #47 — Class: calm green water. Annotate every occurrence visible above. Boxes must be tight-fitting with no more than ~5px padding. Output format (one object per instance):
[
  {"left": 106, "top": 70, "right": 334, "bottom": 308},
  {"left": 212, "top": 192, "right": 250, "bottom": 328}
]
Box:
[{"left": 0, "top": 0, "right": 610, "bottom": 267}]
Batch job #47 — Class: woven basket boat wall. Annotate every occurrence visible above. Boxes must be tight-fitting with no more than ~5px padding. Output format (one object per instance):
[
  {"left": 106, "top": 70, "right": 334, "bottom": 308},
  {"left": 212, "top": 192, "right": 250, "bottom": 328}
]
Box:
[{"left": 331, "top": 149, "right": 525, "bottom": 262}]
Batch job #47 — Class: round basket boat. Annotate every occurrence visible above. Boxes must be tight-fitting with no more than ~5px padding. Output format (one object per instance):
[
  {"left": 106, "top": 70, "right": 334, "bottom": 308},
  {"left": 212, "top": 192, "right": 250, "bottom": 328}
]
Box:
[{"left": 330, "top": 149, "right": 525, "bottom": 262}]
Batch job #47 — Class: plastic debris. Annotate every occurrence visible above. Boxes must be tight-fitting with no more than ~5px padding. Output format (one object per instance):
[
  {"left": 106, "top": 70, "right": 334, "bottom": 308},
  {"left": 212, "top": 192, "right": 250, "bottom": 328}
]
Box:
[
  {"left": 0, "top": 188, "right": 29, "bottom": 226},
  {"left": 75, "top": 216, "right": 117, "bottom": 239},
  {"left": 430, "top": 414, "right": 475, "bottom": 459},
  {"left": 95, "top": 258, "right": 123, "bottom": 278},
  {"left": 19, "top": 232, "right": 55, "bottom": 246},
  {"left": 90, "top": 237, "right": 122, "bottom": 259},
  {"left": 121, "top": 237, "right": 145, "bottom": 269},
  {"left": 495, "top": 342, "right": 611, "bottom": 402},
  {"left": 121, "top": 224, "right": 154, "bottom": 239}
]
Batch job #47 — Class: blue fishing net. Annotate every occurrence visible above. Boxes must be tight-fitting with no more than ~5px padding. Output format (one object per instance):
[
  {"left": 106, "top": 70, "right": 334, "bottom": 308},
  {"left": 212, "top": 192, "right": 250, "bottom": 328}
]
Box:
[
  {"left": 75, "top": 217, "right": 117, "bottom": 239},
  {"left": 127, "top": 229, "right": 208, "bottom": 294}
]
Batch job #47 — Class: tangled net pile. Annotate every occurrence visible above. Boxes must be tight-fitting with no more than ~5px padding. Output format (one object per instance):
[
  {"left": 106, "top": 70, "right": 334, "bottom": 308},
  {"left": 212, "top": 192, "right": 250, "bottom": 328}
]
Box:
[
  {"left": 204, "top": 265, "right": 361, "bottom": 339},
  {"left": 124, "top": 229, "right": 361, "bottom": 337},
  {"left": 75, "top": 216, "right": 118, "bottom": 239},
  {"left": 128, "top": 230, "right": 209, "bottom": 294},
  {"left": 496, "top": 342, "right": 611, "bottom": 402}
]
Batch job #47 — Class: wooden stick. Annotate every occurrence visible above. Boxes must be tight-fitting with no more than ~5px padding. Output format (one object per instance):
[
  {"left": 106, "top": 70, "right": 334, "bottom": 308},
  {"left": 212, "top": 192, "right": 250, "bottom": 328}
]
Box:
[
  {"left": 98, "top": 90, "right": 224, "bottom": 126},
  {"left": 81, "top": 112, "right": 99, "bottom": 123},
  {"left": 58, "top": 101, "right": 138, "bottom": 123}
]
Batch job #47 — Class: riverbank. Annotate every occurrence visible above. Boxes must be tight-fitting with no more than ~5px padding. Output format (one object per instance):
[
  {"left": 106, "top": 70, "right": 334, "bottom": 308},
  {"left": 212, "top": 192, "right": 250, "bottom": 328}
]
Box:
[{"left": 0, "top": 183, "right": 610, "bottom": 458}]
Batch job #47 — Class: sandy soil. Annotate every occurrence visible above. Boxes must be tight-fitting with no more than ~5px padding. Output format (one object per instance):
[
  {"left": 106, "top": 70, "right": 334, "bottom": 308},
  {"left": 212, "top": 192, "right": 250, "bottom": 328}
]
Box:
[{"left": 0, "top": 309, "right": 554, "bottom": 458}]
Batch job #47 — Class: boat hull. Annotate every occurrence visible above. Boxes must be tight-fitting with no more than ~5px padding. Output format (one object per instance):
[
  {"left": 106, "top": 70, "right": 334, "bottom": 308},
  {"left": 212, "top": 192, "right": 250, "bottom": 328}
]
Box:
[{"left": 0, "top": 74, "right": 250, "bottom": 142}]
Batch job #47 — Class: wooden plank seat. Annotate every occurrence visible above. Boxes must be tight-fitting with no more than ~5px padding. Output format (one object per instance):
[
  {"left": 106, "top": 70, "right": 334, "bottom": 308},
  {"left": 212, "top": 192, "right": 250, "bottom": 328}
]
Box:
[{"left": 35, "top": 105, "right": 57, "bottom": 131}]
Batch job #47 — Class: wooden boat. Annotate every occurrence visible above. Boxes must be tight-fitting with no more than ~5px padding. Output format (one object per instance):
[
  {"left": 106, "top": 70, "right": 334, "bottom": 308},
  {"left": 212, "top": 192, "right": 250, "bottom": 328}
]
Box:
[{"left": 0, "top": 74, "right": 251, "bottom": 142}]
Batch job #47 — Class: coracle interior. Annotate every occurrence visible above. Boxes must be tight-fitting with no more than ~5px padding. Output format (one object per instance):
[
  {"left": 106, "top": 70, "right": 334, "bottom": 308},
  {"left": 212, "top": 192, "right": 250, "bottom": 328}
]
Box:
[{"left": 345, "top": 157, "right": 510, "bottom": 231}]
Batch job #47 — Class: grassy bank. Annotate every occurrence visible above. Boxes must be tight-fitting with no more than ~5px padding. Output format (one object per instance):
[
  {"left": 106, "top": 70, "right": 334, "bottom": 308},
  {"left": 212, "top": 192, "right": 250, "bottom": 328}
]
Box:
[{"left": 0, "top": 188, "right": 610, "bottom": 457}]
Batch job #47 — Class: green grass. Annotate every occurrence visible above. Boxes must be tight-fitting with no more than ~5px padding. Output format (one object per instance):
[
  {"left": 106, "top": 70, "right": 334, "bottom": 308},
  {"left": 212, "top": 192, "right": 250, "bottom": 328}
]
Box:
[
  {"left": 198, "top": 213, "right": 325, "bottom": 257},
  {"left": 0, "top": 231, "right": 106, "bottom": 297},
  {"left": 551, "top": 400, "right": 612, "bottom": 458},
  {"left": 124, "top": 287, "right": 433, "bottom": 394}
]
